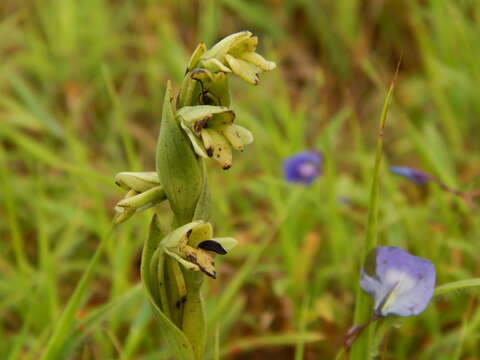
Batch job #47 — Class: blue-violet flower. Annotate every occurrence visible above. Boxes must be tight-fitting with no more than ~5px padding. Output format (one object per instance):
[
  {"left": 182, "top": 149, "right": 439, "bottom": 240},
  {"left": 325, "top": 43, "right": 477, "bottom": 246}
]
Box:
[
  {"left": 360, "top": 246, "right": 436, "bottom": 317},
  {"left": 390, "top": 166, "right": 431, "bottom": 185},
  {"left": 283, "top": 151, "right": 322, "bottom": 185}
]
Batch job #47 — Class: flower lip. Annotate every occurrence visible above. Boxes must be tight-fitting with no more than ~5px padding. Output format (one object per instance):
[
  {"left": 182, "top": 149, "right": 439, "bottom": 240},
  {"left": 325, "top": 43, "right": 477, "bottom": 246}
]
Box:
[
  {"left": 283, "top": 151, "right": 322, "bottom": 185},
  {"left": 360, "top": 246, "right": 436, "bottom": 317},
  {"left": 198, "top": 240, "right": 228, "bottom": 255}
]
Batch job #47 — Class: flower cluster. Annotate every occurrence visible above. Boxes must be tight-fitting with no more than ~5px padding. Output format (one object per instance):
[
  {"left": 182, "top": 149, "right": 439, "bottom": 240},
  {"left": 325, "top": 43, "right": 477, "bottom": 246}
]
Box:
[
  {"left": 178, "top": 105, "right": 252, "bottom": 170},
  {"left": 178, "top": 31, "right": 276, "bottom": 169}
]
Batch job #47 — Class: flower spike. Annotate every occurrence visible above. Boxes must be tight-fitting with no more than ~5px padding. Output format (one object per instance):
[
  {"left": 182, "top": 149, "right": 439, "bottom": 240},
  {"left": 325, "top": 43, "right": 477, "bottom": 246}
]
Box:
[{"left": 200, "top": 31, "right": 276, "bottom": 85}]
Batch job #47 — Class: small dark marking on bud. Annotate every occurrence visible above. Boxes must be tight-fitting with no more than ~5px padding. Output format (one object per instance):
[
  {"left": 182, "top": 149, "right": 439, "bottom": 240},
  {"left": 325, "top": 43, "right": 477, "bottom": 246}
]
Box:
[
  {"left": 222, "top": 164, "right": 231, "bottom": 170},
  {"left": 176, "top": 295, "right": 187, "bottom": 309},
  {"left": 186, "top": 229, "right": 193, "bottom": 238},
  {"left": 206, "top": 147, "right": 213, "bottom": 157}
]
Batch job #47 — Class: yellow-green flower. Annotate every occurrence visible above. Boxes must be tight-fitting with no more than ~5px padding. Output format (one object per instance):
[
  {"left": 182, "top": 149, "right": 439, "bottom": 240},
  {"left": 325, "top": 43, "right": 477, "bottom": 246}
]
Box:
[
  {"left": 162, "top": 221, "right": 237, "bottom": 278},
  {"left": 177, "top": 105, "right": 253, "bottom": 169},
  {"left": 188, "top": 31, "right": 276, "bottom": 85}
]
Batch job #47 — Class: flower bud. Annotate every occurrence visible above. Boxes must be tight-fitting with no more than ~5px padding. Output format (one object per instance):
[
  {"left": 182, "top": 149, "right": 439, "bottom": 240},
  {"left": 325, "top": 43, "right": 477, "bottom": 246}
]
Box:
[
  {"left": 114, "top": 171, "right": 160, "bottom": 192},
  {"left": 114, "top": 186, "right": 166, "bottom": 224}
]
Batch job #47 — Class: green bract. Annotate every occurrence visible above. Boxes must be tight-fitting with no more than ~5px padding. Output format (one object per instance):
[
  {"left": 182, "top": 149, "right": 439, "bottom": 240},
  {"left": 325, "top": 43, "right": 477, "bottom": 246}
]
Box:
[{"left": 177, "top": 105, "right": 253, "bottom": 169}]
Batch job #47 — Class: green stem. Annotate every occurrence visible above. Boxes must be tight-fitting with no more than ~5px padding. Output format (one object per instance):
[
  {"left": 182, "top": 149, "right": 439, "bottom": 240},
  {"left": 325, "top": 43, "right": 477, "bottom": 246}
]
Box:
[{"left": 350, "top": 81, "right": 394, "bottom": 359}]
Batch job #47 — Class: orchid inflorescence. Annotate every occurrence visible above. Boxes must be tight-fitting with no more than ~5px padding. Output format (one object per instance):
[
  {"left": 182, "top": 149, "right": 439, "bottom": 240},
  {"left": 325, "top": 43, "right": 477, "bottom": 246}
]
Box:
[{"left": 112, "top": 31, "right": 275, "bottom": 359}]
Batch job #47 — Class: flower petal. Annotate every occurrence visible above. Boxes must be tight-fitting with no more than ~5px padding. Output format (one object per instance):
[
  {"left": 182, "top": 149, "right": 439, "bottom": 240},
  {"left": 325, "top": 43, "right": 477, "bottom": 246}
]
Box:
[
  {"left": 211, "top": 237, "right": 238, "bottom": 251},
  {"left": 187, "top": 222, "right": 214, "bottom": 247},
  {"left": 240, "top": 52, "right": 276, "bottom": 71},
  {"left": 198, "top": 240, "right": 227, "bottom": 255},
  {"left": 114, "top": 171, "right": 160, "bottom": 192},
  {"left": 202, "top": 31, "right": 252, "bottom": 60},
  {"left": 225, "top": 55, "right": 260, "bottom": 85},
  {"left": 180, "top": 122, "right": 209, "bottom": 158},
  {"left": 390, "top": 166, "right": 431, "bottom": 185},
  {"left": 202, "top": 129, "right": 232, "bottom": 169},
  {"left": 201, "top": 58, "right": 232, "bottom": 73},
  {"left": 219, "top": 124, "right": 253, "bottom": 151},
  {"left": 186, "top": 42, "right": 207, "bottom": 71}
]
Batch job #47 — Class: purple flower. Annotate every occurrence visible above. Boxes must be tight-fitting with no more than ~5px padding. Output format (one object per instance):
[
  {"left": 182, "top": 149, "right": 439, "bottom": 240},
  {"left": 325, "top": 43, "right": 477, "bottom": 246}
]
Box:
[
  {"left": 360, "top": 246, "right": 436, "bottom": 317},
  {"left": 283, "top": 151, "right": 322, "bottom": 185},
  {"left": 390, "top": 166, "right": 431, "bottom": 185}
]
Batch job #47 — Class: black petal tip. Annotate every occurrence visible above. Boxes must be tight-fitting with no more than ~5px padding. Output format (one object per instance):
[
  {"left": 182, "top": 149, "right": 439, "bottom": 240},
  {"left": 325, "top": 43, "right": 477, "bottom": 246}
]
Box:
[{"left": 198, "top": 240, "right": 227, "bottom": 255}]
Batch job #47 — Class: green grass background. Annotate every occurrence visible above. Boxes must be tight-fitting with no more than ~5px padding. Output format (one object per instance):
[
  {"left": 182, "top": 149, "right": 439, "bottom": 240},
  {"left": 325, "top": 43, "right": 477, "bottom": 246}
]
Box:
[{"left": 1, "top": 0, "right": 480, "bottom": 359}]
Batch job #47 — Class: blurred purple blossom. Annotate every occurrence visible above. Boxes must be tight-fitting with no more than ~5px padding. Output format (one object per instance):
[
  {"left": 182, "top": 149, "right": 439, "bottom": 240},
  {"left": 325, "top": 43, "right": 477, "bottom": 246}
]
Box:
[
  {"left": 283, "top": 151, "right": 322, "bottom": 185},
  {"left": 360, "top": 246, "right": 436, "bottom": 317},
  {"left": 390, "top": 166, "right": 431, "bottom": 185}
]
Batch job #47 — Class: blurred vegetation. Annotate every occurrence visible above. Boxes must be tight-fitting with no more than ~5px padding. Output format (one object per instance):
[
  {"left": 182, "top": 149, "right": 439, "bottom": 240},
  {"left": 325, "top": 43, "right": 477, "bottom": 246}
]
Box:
[{"left": 1, "top": 0, "right": 480, "bottom": 359}]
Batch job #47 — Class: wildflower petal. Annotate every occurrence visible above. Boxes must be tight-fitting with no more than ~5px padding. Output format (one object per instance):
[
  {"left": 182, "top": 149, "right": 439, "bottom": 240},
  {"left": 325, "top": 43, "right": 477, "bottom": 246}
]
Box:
[
  {"left": 211, "top": 237, "right": 237, "bottom": 251},
  {"left": 240, "top": 52, "right": 276, "bottom": 71},
  {"left": 390, "top": 166, "right": 431, "bottom": 185},
  {"left": 360, "top": 246, "right": 436, "bottom": 317},
  {"left": 229, "top": 36, "right": 258, "bottom": 56},
  {"left": 187, "top": 222, "right": 214, "bottom": 247},
  {"left": 182, "top": 246, "right": 216, "bottom": 278},
  {"left": 180, "top": 122, "right": 209, "bottom": 158},
  {"left": 198, "top": 240, "right": 227, "bottom": 255},
  {"left": 114, "top": 171, "right": 160, "bottom": 192},
  {"left": 202, "top": 129, "right": 232, "bottom": 169},
  {"left": 162, "top": 220, "right": 205, "bottom": 249},
  {"left": 225, "top": 55, "right": 260, "bottom": 85},
  {"left": 201, "top": 58, "right": 232, "bottom": 73},
  {"left": 177, "top": 106, "right": 235, "bottom": 136},
  {"left": 219, "top": 124, "right": 253, "bottom": 151},
  {"left": 186, "top": 42, "right": 207, "bottom": 71},
  {"left": 202, "top": 31, "right": 252, "bottom": 60}
]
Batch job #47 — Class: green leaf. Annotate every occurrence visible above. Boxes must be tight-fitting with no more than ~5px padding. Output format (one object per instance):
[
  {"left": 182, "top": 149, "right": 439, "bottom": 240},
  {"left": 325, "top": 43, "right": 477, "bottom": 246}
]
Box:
[{"left": 435, "top": 279, "right": 480, "bottom": 297}]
